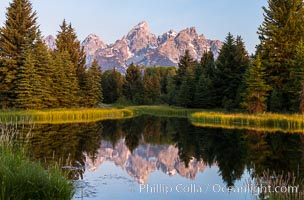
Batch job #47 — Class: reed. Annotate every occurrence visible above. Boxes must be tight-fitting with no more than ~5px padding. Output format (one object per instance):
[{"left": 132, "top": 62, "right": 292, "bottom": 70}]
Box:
[
  {"left": 0, "top": 123, "right": 74, "bottom": 200},
  {"left": 252, "top": 170, "right": 304, "bottom": 200},
  {"left": 191, "top": 112, "right": 304, "bottom": 133},
  {"left": 2, "top": 106, "right": 304, "bottom": 132},
  {"left": 0, "top": 108, "right": 133, "bottom": 124}
]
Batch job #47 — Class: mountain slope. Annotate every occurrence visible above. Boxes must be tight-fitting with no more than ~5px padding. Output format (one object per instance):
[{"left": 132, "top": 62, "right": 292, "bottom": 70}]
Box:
[{"left": 44, "top": 21, "right": 222, "bottom": 73}]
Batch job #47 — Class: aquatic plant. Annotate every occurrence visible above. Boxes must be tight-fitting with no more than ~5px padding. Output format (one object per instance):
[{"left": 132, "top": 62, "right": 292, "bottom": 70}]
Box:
[
  {"left": 253, "top": 170, "right": 304, "bottom": 200},
  {"left": 0, "top": 123, "right": 74, "bottom": 200},
  {"left": 0, "top": 108, "right": 133, "bottom": 124},
  {"left": 191, "top": 112, "right": 304, "bottom": 133}
]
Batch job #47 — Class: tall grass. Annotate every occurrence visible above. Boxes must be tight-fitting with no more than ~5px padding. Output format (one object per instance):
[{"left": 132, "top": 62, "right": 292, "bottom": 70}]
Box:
[
  {"left": 2, "top": 106, "right": 304, "bottom": 132},
  {"left": 0, "top": 108, "right": 133, "bottom": 124},
  {"left": 0, "top": 123, "right": 74, "bottom": 200},
  {"left": 191, "top": 112, "right": 304, "bottom": 133},
  {"left": 253, "top": 170, "right": 304, "bottom": 200}
]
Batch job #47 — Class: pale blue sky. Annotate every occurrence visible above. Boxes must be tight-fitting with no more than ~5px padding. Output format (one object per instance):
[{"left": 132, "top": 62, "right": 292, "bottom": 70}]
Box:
[{"left": 0, "top": 0, "right": 267, "bottom": 53}]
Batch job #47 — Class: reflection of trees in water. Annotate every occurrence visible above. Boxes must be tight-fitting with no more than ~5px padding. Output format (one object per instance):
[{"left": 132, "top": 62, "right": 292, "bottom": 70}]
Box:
[
  {"left": 244, "top": 131, "right": 304, "bottom": 178},
  {"left": 170, "top": 118, "right": 246, "bottom": 186},
  {"left": 159, "top": 118, "right": 304, "bottom": 186},
  {"left": 201, "top": 129, "right": 246, "bottom": 187},
  {"left": 25, "top": 123, "right": 103, "bottom": 180},
  {"left": 24, "top": 116, "right": 304, "bottom": 185},
  {"left": 122, "top": 117, "right": 144, "bottom": 153},
  {"left": 101, "top": 116, "right": 175, "bottom": 152}
]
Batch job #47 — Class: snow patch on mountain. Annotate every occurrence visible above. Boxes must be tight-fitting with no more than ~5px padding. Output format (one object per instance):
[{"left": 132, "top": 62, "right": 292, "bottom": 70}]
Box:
[{"left": 44, "top": 21, "right": 223, "bottom": 73}]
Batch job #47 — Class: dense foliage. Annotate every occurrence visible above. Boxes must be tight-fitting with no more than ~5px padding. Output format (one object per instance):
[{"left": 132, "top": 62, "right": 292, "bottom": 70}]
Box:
[
  {"left": 241, "top": 55, "right": 270, "bottom": 113},
  {"left": 0, "top": 0, "right": 102, "bottom": 109},
  {"left": 258, "top": 0, "right": 304, "bottom": 112},
  {"left": 1, "top": 0, "right": 304, "bottom": 114}
]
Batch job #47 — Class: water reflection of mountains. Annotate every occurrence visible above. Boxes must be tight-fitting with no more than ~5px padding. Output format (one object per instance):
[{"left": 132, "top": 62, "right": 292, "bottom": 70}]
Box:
[
  {"left": 86, "top": 139, "right": 206, "bottom": 184},
  {"left": 26, "top": 116, "right": 304, "bottom": 186}
]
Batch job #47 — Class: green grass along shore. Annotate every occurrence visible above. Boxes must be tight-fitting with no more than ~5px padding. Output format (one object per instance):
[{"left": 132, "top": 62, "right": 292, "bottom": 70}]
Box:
[
  {"left": 0, "top": 108, "right": 133, "bottom": 124},
  {"left": 1, "top": 105, "right": 304, "bottom": 133}
]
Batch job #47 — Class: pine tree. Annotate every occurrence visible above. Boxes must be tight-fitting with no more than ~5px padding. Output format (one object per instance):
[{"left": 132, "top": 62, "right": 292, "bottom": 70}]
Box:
[
  {"left": 292, "top": 41, "right": 304, "bottom": 113},
  {"left": 13, "top": 36, "right": 52, "bottom": 110},
  {"left": 194, "top": 75, "right": 215, "bottom": 108},
  {"left": 234, "top": 36, "right": 250, "bottom": 107},
  {"left": 143, "top": 68, "right": 161, "bottom": 104},
  {"left": 269, "top": 89, "right": 283, "bottom": 112},
  {"left": 15, "top": 49, "right": 35, "bottom": 109},
  {"left": 165, "top": 69, "right": 177, "bottom": 105},
  {"left": 193, "top": 50, "right": 216, "bottom": 108},
  {"left": 56, "top": 20, "right": 86, "bottom": 74},
  {"left": 33, "top": 38, "right": 56, "bottom": 108},
  {"left": 85, "top": 60, "right": 103, "bottom": 107},
  {"left": 242, "top": 55, "right": 270, "bottom": 113},
  {"left": 52, "top": 51, "right": 80, "bottom": 108},
  {"left": 56, "top": 20, "right": 86, "bottom": 104},
  {"left": 177, "top": 69, "right": 195, "bottom": 108},
  {"left": 258, "top": 0, "right": 304, "bottom": 111},
  {"left": 214, "top": 33, "right": 249, "bottom": 110},
  {"left": 197, "top": 50, "right": 215, "bottom": 80},
  {"left": 0, "top": 0, "right": 39, "bottom": 108},
  {"left": 123, "top": 63, "right": 144, "bottom": 104},
  {"left": 175, "top": 50, "right": 197, "bottom": 88},
  {"left": 300, "top": 87, "right": 304, "bottom": 114},
  {"left": 173, "top": 50, "right": 197, "bottom": 107},
  {"left": 102, "top": 68, "right": 124, "bottom": 104},
  {"left": 235, "top": 36, "right": 250, "bottom": 74},
  {"left": 214, "top": 33, "right": 236, "bottom": 108},
  {"left": 62, "top": 52, "right": 80, "bottom": 108}
]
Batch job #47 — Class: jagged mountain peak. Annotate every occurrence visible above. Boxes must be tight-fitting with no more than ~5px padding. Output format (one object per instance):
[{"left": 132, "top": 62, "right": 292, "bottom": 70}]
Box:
[
  {"left": 199, "top": 34, "right": 206, "bottom": 40},
  {"left": 127, "top": 21, "right": 150, "bottom": 40},
  {"left": 157, "top": 29, "right": 177, "bottom": 45},
  {"left": 43, "top": 35, "right": 56, "bottom": 50},
  {"left": 177, "top": 27, "right": 199, "bottom": 39},
  {"left": 84, "top": 34, "right": 102, "bottom": 41},
  {"left": 132, "top": 21, "right": 149, "bottom": 31},
  {"left": 136, "top": 20, "right": 148, "bottom": 28},
  {"left": 186, "top": 26, "right": 197, "bottom": 33},
  {"left": 125, "top": 21, "right": 157, "bottom": 54},
  {"left": 43, "top": 21, "right": 223, "bottom": 73},
  {"left": 81, "top": 33, "right": 106, "bottom": 64},
  {"left": 167, "top": 29, "right": 177, "bottom": 36},
  {"left": 82, "top": 34, "right": 106, "bottom": 49},
  {"left": 162, "top": 29, "right": 178, "bottom": 39}
]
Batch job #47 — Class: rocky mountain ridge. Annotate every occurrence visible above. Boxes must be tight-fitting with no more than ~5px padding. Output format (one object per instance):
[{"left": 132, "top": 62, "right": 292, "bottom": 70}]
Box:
[{"left": 44, "top": 21, "right": 222, "bottom": 73}]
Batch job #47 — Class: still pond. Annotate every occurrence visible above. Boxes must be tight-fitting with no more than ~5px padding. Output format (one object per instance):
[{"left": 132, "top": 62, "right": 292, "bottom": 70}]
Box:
[{"left": 22, "top": 115, "right": 304, "bottom": 199}]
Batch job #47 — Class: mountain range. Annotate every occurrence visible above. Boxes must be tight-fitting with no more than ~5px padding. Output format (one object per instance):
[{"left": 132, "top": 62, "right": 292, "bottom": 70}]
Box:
[{"left": 44, "top": 21, "right": 222, "bottom": 73}]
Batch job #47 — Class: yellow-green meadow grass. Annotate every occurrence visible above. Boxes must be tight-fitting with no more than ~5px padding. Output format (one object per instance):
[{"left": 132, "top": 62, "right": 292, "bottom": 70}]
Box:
[
  {"left": 0, "top": 108, "right": 133, "bottom": 124},
  {"left": 191, "top": 112, "right": 304, "bottom": 133},
  {"left": 2, "top": 106, "right": 304, "bottom": 132}
]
